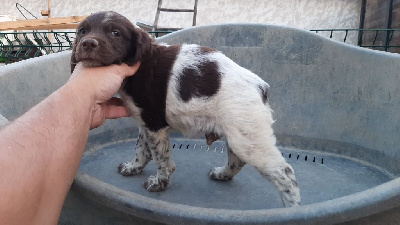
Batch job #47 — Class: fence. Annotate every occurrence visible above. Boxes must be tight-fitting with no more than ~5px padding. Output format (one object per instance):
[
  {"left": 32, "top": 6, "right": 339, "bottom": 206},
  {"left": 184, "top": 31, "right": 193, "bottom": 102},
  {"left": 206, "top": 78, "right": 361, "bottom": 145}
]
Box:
[
  {"left": 310, "top": 28, "right": 400, "bottom": 52},
  {"left": 2, "top": 29, "right": 400, "bottom": 64},
  {"left": 0, "top": 32, "right": 74, "bottom": 64},
  {"left": 0, "top": 30, "right": 172, "bottom": 64}
]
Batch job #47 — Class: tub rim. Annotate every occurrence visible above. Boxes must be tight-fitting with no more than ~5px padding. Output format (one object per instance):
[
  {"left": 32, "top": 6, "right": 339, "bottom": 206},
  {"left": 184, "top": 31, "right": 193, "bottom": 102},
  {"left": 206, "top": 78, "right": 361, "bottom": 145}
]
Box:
[{"left": 73, "top": 157, "right": 400, "bottom": 225}]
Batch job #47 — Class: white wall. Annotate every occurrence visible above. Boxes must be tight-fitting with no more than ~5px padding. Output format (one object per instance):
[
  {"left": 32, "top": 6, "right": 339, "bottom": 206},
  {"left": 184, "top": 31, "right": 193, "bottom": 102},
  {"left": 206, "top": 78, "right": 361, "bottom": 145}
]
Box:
[{"left": 2, "top": 0, "right": 361, "bottom": 43}]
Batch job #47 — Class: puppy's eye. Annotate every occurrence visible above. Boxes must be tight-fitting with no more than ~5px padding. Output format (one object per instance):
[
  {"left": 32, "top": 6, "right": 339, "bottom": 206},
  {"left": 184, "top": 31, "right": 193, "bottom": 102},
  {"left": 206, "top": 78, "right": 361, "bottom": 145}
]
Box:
[
  {"left": 79, "top": 28, "right": 87, "bottom": 35},
  {"left": 111, "top": 30, "right": 121, "bottom": 37}
]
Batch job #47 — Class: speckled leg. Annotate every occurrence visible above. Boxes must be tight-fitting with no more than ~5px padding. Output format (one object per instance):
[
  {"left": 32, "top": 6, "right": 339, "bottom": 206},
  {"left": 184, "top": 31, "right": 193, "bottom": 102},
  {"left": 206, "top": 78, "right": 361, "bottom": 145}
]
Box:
[
  {"left": 259, "top": 163, "right": 301, "bottom": 207},
  {"left": 209, "top": 144, "right": 246, "bottom": 181},
  {"left": 223, "top": 130, "right": 301, "bottom": 207},
  {"left": 143, "top": 128, "right": 176, "bottom": 192},
  {"left": 118, "top": 128, "right": 152, "bottom": 176}
]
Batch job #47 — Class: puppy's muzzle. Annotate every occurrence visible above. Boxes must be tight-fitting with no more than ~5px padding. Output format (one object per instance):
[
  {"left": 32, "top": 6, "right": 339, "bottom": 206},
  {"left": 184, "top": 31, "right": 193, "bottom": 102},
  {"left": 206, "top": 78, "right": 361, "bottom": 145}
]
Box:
[{"left": 81, "top": 38, "right": 99, "bottom": 52}]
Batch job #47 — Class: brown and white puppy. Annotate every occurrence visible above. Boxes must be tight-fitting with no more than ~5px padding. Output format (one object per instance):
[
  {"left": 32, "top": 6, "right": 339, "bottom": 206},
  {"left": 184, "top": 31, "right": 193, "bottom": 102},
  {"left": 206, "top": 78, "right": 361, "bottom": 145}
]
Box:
[{"left": 71, "top": 11, "right": 301, "bottom": 207}]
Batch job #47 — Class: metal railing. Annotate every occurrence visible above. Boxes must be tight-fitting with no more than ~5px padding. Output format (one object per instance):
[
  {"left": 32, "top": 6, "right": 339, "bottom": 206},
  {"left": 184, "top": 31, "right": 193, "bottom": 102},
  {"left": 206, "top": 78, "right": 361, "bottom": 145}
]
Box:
[
  {"left": 2, "top": 28, "right": 400, "bottom": 64},
  {"left": 310, "top": 28, "right": 400, "bottom": 52},
  {"left": 0, "top": 30, "right": 173, "bottom": 64},
  {"left": 0, "top": 31, "right": 75, "bottom": 64}
]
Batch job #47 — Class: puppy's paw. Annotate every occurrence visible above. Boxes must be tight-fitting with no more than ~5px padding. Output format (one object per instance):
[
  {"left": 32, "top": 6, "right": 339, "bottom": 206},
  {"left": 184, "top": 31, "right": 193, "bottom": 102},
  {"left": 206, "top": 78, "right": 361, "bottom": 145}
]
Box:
[
  {"left": 117, "top": 162, "right": 143, "bottom": 176},
  {"left": 209, "top": 167, "right": 233, "bottom": 181},
  {"left": 143, "top": 175, "right": 169, "bottom": 192}
]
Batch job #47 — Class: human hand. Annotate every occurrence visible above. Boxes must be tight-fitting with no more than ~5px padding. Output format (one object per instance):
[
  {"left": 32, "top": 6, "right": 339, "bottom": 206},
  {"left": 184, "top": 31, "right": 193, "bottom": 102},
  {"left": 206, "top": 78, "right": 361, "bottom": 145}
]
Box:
[{"left": 68, "top": 62, "right": 141, "bottom": 129}]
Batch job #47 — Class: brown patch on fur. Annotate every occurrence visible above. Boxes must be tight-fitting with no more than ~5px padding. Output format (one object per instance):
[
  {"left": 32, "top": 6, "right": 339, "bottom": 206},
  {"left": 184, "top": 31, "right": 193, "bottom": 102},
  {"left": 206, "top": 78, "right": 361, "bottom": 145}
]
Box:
[
  {"left": 205, "top": 133, "right": 221, "bottom": 145},
  {"left": 285, "top": 166, "right": 293, "bottom": 175},
  {"left": 123, "top": 45, "right": 181, "bottom": 131},
  {"left": 258, "top": 84, "right": 269, "bottom": 104},
  {"left": 178, "top": 60, "right": 221, "bottom": 102},
  {"left": 200, "top": 46, "right": 217, "bottom": 54}
]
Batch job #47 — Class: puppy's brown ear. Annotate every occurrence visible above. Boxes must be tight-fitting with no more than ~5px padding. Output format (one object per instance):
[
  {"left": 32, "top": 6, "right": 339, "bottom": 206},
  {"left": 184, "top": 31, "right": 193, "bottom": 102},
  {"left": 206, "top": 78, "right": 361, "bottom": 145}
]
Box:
[{"left": 125, "top": 28, "right": 154, "bottom": 65}]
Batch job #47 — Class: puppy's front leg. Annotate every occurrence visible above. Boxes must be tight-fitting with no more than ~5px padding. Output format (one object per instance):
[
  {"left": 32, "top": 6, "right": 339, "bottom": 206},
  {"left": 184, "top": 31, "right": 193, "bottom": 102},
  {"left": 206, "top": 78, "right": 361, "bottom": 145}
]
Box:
[
  {"left": 118, "top": 127, "right": 152, "bottom": 176},
  {"left": 143, "top": 127, "right": 176, "bottom": 192}
]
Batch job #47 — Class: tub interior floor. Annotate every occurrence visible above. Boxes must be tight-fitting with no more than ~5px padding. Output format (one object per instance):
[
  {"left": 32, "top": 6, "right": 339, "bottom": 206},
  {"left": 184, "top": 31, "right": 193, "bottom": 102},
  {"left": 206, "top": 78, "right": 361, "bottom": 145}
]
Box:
[{"left": 79, "top": 138, "right": 394, "bottom": 210}]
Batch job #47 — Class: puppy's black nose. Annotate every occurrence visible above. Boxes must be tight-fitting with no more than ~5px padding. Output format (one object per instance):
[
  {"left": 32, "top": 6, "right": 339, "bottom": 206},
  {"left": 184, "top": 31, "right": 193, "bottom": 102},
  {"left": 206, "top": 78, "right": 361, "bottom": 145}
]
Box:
[{"left": 81, "top": 38, "right": 99, "bottom": 51}]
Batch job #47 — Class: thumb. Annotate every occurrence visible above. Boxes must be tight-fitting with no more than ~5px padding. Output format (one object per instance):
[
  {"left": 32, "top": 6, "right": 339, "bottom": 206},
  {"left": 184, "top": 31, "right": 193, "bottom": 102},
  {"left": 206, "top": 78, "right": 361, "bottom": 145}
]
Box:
[{"left": 112, "top": 62, "right": 141, "bottom": 80}]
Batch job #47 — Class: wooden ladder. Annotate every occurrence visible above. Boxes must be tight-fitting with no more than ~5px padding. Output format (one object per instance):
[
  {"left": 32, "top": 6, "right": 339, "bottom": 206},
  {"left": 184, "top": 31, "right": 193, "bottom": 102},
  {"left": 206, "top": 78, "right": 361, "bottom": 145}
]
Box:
[{"left": 153, "top": 0, "right": 198, "bottom": 32}]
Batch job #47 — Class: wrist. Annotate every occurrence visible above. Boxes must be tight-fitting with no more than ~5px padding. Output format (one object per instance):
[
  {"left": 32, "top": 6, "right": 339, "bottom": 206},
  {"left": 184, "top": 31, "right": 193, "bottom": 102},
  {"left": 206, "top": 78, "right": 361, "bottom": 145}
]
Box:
[{"left": 60, "top": 80, "right": 95, "bottom": 130}]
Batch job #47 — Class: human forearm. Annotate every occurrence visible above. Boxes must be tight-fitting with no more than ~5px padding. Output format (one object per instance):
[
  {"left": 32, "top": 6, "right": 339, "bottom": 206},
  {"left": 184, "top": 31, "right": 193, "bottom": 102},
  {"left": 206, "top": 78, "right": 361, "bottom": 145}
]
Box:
[
  {"left": 0, "top": 83, "right": 93, "bottom": 225},
  {"left": 0, "top": 62, "right": 140, "bottom": 225}
]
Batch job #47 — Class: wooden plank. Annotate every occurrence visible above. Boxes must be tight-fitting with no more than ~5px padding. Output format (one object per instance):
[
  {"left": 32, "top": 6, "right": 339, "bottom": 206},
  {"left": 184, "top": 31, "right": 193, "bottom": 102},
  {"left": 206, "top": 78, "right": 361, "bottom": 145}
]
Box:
[
  {"left": 11, "top": 24, "right": 81, "bottom": 31},
  {"left": 0, "top": 16, "right": 87, "bottom": 31}
]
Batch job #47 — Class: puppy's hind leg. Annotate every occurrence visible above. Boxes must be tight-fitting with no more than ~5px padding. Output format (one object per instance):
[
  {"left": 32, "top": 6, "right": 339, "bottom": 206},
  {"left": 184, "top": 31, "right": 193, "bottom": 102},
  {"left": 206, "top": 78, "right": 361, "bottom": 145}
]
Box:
[
  {"left": 209, "top": 144, "right": 246, "bottom": 181},
  {"left": 143, "top": 127, "right": 176, "bottom": 192},
  {"left": 118, "top": 128, "right": 152, "bottom": 176},
  {"left": 226, "top": 133, "right": 301, "bottom": 207},
  {"left": 259, "top": 160, "right": 301, "bottom": 207}
]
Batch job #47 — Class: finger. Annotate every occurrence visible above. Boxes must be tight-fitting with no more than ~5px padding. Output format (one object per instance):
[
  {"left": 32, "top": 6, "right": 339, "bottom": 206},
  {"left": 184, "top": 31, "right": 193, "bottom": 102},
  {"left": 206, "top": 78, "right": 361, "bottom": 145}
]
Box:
[
  {"left": 106, "top": 97, "right": 125, "bottom": 106},
  {"left": 102, "top": 104, "right": 132, "bottom": 119}
]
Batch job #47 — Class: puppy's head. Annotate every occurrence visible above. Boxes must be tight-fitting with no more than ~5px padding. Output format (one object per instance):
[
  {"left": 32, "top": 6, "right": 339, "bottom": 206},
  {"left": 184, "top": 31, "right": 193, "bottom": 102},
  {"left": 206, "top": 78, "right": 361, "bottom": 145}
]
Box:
[{"left": 71, "top": 11, "right": 153, "bottom": 72}]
